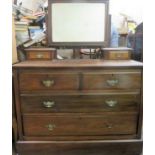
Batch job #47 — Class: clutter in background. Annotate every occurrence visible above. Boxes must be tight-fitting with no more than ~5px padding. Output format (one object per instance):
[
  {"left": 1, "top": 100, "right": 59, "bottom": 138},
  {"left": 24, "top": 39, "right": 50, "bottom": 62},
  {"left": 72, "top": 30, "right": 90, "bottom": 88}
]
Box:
[
  {"left": 118, "top": 13, "right": 137, "bottom": 35},
  {"left": 12, "top": 1, "right": 47, "bottom": 48},
  {"left": 117, "top": 13, "right": 138, "bottom": 47},
  {"left": 127, "top": 22, "right": 143, "bottom": 61}
]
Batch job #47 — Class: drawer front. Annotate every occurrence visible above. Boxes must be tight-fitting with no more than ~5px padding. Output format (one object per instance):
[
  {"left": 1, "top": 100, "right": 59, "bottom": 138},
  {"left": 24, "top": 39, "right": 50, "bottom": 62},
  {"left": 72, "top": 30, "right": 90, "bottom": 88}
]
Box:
[
  {"left": 23, "top": 114, "right": 138, "bottom": 136},
  {"left": 19, "top": 73, "right": 79, "bottom": 91},
  {"left": 83, "top": 72, "right": 141, "bottom": 90},
  {"left": 21, "top": 94, "right": 140, "bottom": 113},
  {"left": 26, "top": 51, "right": 54, "bottom": 60},
  {"left": 105, "top": 51, "right": 131, "bottom": 60}
]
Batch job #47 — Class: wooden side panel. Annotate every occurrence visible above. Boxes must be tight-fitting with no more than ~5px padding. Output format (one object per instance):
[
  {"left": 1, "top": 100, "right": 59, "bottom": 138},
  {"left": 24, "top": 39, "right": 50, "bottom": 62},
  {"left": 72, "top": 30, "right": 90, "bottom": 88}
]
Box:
[{"left": 13, "top": 69, "right": 23, "bottom": 140}]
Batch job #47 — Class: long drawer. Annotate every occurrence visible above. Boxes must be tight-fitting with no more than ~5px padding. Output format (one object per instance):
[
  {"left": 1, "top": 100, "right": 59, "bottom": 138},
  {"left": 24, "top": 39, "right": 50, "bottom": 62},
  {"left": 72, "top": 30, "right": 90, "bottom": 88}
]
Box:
[
  {"left": 21, "top": 94, "right": 140, "bottom": 113},
  {"left": 83, "top": 72, "right": 141, "bottom": 90},
  {"left": 23, "top": 113, "right": 138, "bottom": 136},
  {"left": 19, "top": 73, "right": 79, "bottom": 91}
]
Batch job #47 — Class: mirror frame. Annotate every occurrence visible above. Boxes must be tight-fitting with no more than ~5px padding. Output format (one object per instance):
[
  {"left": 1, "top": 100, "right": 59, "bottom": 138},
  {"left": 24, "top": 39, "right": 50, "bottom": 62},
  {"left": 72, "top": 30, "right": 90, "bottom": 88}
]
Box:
[{"left": 47, "top": 0, "right": 110, "bottom": 48}]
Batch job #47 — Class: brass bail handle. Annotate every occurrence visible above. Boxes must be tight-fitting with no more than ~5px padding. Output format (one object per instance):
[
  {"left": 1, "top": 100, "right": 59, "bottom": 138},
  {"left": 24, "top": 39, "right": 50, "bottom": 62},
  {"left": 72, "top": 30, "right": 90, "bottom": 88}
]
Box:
[
  {"left": 107, "top": 79, "right": 119, "bottom": 86},
  {"left": 106, "top": 124, "right": 113, "bottom": 129},
  {"left": 42, "top": 80, "right": 54, "bottom": 87},
  {"left": 43, "top": 101, "right": 55, "bottom": 108},
  {"left": 105, "top": 100, "right": 118, "bottom": 107}
]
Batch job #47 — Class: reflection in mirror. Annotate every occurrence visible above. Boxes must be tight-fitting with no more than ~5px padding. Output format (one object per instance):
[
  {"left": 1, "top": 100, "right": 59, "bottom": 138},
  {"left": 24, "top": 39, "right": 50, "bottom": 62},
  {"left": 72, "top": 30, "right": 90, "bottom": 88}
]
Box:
[{"left": 51, "top": 3, "right": 106, "bottom": 42}]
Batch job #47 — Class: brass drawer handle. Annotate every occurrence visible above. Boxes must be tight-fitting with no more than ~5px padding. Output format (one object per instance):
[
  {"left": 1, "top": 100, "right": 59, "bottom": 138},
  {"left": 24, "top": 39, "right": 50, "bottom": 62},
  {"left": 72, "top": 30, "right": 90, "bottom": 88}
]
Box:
[
  {"left": 105, "top": 100, "right": 118, "bottom": 107},
  {"left": 43, "top": 101, "right": 55, "bottom": 108},
  {"left": 45, "top": 124, "right": 56, "bottom": 131},
  {"left": 36, "top": 53, "right": 44, "bottom": 58},
  {"left": 106, "top": 124, "right": 113, "bottom": 129},
  {"left": 107, "top": 79, "right": 119, "bottom": 86},
  {"left": 116, "top": 54, "right": 122, "bottom": 58},
  {"left": 42, "top": 80, "right": 54, "bottom": 87}
]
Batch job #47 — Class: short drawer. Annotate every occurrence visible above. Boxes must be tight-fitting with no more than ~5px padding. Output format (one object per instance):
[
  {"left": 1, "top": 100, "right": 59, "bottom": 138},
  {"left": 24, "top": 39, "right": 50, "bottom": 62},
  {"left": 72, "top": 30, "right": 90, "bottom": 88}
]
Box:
[
  {"left": 83, "top": 72, "right": 141, "bottom": 90},
  {"left": 19, "top": 73, "right": 79, "bottom": 91},
  {"left": 23, "top": 113, "right": 138, "bottom": 136},
  {"left": 104, "top": 51, "right": 131, "bottom": 60},
  {"left": 25, "top": 48, "right": 56, "bottom": 60},
  {"left": 21, "top": 94, "right": 140, "bottom": 113},
  {"left": 27, "top": 51, "right": 53, "bottom": 60}
]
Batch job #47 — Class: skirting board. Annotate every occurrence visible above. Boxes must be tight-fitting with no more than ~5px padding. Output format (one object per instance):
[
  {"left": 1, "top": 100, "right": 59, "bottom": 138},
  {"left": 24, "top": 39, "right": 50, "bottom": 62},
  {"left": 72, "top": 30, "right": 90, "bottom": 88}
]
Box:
[{"left": 16, "top": 139, "right": 143, "bottom": 155}]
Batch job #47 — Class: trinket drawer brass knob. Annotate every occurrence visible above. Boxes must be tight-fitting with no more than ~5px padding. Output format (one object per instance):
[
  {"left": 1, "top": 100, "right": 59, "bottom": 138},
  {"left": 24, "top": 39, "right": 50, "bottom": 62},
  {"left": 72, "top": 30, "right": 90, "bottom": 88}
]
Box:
[{"left": 36, "top": 54, "right": 44, "bottom": 58}]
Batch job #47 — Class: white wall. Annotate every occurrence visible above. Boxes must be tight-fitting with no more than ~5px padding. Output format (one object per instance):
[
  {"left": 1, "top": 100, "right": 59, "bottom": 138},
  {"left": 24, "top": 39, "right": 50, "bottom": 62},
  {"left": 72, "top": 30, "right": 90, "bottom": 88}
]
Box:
[{"left": 110, "top": 0, "right": 143, "bottom": 27}]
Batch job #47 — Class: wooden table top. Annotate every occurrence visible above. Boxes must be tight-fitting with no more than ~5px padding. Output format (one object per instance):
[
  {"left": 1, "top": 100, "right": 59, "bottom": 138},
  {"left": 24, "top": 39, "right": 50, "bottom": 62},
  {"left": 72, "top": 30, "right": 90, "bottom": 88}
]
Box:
[{"left": 13, "top": 59, "right": 143, "bottom": 69}]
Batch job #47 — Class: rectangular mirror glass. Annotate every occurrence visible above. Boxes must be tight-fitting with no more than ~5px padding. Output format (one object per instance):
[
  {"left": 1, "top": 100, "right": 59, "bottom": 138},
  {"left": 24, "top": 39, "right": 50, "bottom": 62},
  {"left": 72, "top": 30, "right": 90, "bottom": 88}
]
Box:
[
  {"left": 47, "top": 0, "right": 109, "bottom": 47},
  {"left": 51, "top": 3, "right": 106, "bottom": 42}
]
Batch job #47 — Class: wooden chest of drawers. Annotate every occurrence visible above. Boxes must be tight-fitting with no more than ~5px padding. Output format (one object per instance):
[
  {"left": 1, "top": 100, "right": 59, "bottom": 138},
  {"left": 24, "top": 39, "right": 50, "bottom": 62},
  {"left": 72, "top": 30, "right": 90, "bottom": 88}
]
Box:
[{"left": 13, "top": 60, "right": 143, "bottom": 155}]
